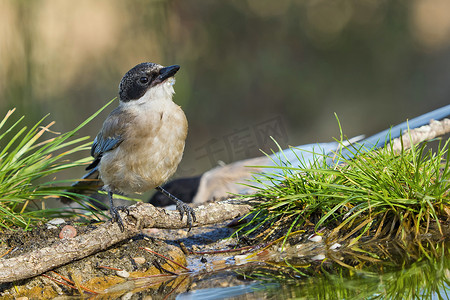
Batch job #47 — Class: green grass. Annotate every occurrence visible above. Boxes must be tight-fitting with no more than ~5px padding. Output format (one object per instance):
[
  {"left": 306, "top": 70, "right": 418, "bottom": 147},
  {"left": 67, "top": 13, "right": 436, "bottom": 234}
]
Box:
[
  {"left": 0, "top": 99, "right": 115, "bottom": 229},
  {"left": 237, "top": 133, "right": 450, "bottom": 244}
]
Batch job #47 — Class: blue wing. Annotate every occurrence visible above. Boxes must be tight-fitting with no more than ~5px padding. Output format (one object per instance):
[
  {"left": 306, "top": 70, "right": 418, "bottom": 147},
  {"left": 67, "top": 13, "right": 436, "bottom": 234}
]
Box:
[
  {"left": 86, "top": 106, "right": 127, "bottom": 170},
  {"left": 91, "top": 134, "right": 123, "bottom": 158}
]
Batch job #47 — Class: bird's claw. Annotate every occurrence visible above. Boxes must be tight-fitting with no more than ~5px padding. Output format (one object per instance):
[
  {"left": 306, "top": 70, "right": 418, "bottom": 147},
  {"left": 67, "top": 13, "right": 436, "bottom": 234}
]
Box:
[
  {"left": 175, "top": 200, "right": 196, "bottom": 231},
  {"left": 110, "top": 205, "right": 129, "bottom": 232}
]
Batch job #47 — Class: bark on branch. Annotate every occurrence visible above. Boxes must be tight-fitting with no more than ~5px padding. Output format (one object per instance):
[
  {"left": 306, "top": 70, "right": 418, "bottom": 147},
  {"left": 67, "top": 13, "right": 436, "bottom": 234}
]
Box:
[
  {"left": 0, "top": 200, "right": 252, "bottom": 283},
  {"left": 391, "top": 118, "right": 450, "bottom": 151}
]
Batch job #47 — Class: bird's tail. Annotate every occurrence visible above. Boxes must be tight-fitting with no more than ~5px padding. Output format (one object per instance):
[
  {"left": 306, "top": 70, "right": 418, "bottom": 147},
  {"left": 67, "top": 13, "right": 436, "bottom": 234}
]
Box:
[{"left": 60, "top": 167, "right": 103, "bottom": 204}]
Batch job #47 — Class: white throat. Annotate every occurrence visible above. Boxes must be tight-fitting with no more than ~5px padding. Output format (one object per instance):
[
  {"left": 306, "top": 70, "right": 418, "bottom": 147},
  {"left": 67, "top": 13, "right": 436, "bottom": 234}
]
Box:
[{"left": 121, "top": 79, "right": 176, "bottom": 107}]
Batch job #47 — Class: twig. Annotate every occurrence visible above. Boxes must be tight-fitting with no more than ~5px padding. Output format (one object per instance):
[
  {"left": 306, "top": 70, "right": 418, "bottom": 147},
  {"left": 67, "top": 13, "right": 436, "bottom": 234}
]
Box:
[
  {"left": 131, "top": 273, "right": 176, "bottom": 280},
  {"left": 50, "top": 271, "right": 98, "bottom": 294},
  {"left": 50, "top": 271, "right": 75, "bottom": 284},
  {"left": 97, "top": 265, "right": 122, "bottom": 271},
  {"left": 190, "top": 245, "right": 255, "bottom": 255},
  {"left": 140, "top": 247, "right": 190, "bottom": 272},
  {"left": 162, "top": 275, "right": 189, "bottom": 300},
  {"left": 0, "top": 248, "right": 12, "bottom": 259},
  {"left": 42, "top": 274, "right": 79, "bottom": 291},
  {"left": 153, "top": 260, "right": 179, "bottom": 276}
]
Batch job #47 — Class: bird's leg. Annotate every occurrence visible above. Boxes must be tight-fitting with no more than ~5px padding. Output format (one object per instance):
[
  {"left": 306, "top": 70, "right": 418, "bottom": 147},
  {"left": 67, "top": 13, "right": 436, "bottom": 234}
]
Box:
[
  {"left": 108, "top": 191, "right": 128, "bottom": 231},
  {"left": 155, "top": 186, "right": 196, "bottom": 231}
]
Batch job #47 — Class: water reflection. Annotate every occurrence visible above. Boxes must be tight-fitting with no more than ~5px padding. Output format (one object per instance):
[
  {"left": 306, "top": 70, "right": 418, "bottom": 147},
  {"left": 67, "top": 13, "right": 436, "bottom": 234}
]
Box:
[{"left": 175, "top": 240, "right": 449, "bottom": 299}]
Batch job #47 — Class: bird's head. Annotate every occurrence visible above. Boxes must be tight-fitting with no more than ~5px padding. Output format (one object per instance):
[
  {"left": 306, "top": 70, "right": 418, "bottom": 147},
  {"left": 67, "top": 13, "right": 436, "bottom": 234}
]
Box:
[{"left": 118, "top": 62, "right": 180, "bottom": 103}]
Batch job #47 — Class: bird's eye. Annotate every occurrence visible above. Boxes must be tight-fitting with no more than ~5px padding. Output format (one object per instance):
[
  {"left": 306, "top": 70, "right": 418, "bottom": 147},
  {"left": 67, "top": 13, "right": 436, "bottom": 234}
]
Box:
[{"left": 139, "top": 76, "right": 149, "bottom": 84}]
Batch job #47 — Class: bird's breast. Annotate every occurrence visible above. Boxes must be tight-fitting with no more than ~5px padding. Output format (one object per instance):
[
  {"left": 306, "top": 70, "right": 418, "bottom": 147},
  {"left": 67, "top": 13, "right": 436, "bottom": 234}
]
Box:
[{"left": 99, "top": 101, "right": 188, "bottom": 194}]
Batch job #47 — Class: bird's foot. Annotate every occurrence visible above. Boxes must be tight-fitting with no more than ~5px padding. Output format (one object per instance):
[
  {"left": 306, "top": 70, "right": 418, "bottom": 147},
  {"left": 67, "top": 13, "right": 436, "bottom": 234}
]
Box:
[
  {"left": 110, "top": 205, "right": 129, "bottom": 232},
  {"left": 155, "top": 186, "right": 196, "bottom": 231},
  {"left": 175, "top": 200, "right": 196, "bottom": 231}
]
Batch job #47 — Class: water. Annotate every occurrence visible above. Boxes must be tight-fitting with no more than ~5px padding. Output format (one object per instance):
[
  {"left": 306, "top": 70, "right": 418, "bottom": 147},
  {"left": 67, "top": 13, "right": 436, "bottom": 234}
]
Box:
[{"left": 173, "top": 240, "right": 450, "bottom": 299}]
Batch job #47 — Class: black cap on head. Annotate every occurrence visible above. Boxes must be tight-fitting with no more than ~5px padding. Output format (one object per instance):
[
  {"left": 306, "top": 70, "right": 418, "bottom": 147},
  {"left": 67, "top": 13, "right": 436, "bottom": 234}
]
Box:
[{"left": 118, "top": 62, "right": 180, "bottom": 102}]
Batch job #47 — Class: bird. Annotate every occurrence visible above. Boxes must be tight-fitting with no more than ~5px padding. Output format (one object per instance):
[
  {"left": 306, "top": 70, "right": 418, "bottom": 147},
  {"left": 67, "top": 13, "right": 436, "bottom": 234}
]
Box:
[{"left": 83, "top": 62, "right": 195, "bottom": 230}]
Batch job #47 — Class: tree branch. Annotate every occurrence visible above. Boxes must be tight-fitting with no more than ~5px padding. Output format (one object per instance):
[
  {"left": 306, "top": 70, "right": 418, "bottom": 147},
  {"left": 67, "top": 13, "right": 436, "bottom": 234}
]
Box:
[
  {"left": 391, "top": 118, "right": 450, "bottom": 151},
  {"left": 0, "top": 200, "right": 252, "bottom": 283}
]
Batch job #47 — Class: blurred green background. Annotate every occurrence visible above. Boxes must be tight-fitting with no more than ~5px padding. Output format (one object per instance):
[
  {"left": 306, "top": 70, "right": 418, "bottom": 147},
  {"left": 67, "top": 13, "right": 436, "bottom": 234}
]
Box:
[{"left": 1, "top": 0, "right": 450, "bottom": 183}]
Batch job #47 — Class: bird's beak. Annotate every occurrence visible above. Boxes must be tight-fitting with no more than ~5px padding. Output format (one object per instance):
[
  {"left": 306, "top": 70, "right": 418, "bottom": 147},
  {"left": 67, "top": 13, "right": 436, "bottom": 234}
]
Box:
[{"left": 153, "top": 65, "right": 180, "bottom": 86}]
